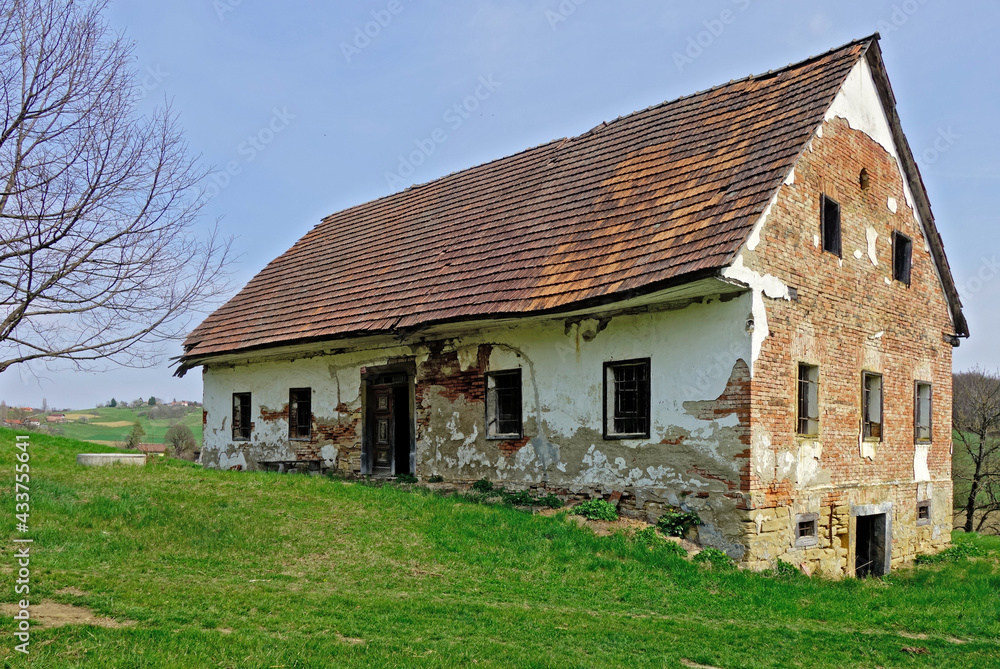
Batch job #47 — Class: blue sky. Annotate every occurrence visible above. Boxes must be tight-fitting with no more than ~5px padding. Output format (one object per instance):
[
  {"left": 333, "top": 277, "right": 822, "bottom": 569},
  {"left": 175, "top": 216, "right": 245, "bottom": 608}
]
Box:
[{"left": 3, "top": 0, "right": 998, "bottom": 409}]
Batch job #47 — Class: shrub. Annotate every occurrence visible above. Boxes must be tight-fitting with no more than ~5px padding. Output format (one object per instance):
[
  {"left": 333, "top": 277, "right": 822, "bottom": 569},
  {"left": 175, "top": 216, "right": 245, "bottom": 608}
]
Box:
[
  {"left": 428, "top": 475, "right": 444, "bottom": 483},
  {"left": 163, "top": 424, "right": 197, "bottom": 461},
  {"left": 538, "top": 493, "right": 564, "bottom": 509},
  {"left": 125, "top": 421, "right": 145, "bottom": 450},
  {"left": 471, "top": 478, "right": 494, "bottom": 493},
  {"left": 395, "top": 473, "right": 418, "bottom": 484},
  {"left": 656, "top": 509, "right": 703, "bottom": 537},
  {"left": 504, "top": 489, "right": 536, "bottom": 506},
  {"left": 693, "top": 547, "right": 734, "bottom": 570},
  {"left": 915, "top": 542, "right": 988, "bottom": 564},
  {"left": 774, "top": 559, "right": 800, "bottom": 577},
  {"left": 633, "top": 527, "right": 688, "bottom": 557},
  {"left": 573, "top": 499, "right": 618, "bottom": 522}
]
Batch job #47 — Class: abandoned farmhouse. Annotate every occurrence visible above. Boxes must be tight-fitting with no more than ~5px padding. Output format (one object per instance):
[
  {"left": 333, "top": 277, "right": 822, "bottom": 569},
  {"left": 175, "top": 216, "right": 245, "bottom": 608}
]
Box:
[{"left": 179, "top": 35, "right": 967, "bottom": 577}]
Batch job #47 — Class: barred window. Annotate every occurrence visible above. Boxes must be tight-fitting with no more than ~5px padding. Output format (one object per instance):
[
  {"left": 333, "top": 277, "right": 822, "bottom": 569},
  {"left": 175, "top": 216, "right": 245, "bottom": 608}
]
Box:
[
  {"left": 232, "top": 392, "right": 251, "bottom": 441},
  {"left": 862, "top": 373, "right": 883, "bottom": 441},
  {"left": 797, "top": 364, "right": 819, "bottom": 436},
  {"left": 915, "top": 382, "right": 932, "bottom": 442},
  {"left": 604, "top": 359, "right": 651, "bottom": 439},
  {"left": 289, "top": 388, "right": 311, "bottom": 439},
  {"left": 795, "top": 513, "right": 819, "bottom": 548},
  {"left": 486, "top": 370, "right": 522, "bottom": 438},
  {"left": 916, "top": 500, "right": 931, "bottom": 526}
]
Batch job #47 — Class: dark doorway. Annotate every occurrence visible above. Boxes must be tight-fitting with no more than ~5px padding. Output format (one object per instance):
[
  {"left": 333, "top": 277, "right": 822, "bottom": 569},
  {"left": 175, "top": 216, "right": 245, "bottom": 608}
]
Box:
[
  {"left": 855, "top": 513, "right": 887, "bottom": 578},
  {"left": 363, "top": 369, "right": 414, "bottom": 477},
  {"left": 393, "top": 384, "right": 411, "bottom": 476}
]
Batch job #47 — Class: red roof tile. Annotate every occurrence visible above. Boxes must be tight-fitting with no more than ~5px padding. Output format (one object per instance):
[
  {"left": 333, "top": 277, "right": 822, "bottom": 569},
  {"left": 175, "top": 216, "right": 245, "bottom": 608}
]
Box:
[{"left": 182, "top": 37, "right": 875, "bottom": 363}]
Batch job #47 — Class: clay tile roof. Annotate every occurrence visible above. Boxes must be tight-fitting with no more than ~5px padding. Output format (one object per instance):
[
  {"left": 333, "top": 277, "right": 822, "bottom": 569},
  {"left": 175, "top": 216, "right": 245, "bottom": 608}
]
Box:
[{"left": 181, "top": 36, "right": 877, "bottom": 364}]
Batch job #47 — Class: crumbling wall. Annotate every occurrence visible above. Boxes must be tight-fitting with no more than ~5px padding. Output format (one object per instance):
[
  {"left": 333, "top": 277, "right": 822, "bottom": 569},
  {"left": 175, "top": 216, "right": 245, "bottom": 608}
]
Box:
[
  {"left": 734, "top": 57, "right": 955, "bottom": 575},
  {"left": 412, "top": 295, "right": 755, "bottom": 557},
  {"left": 201, "top": 348, "right": 405, "bottom": 472}
]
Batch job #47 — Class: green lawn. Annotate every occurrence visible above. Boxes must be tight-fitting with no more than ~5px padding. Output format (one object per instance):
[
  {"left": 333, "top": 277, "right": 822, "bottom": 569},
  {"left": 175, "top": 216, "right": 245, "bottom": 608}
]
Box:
[
  {"left": 1, "top": 429, "right": 999, "bottom": 668},
  {"left": 49, "top": 405, "right": 202, "bottom": 446}
]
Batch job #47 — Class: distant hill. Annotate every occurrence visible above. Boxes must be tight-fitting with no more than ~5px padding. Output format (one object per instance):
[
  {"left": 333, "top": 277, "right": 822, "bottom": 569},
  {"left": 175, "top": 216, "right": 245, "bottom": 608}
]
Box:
[{"left": 53, "top": 405, "right": 202, "bottom": 446}]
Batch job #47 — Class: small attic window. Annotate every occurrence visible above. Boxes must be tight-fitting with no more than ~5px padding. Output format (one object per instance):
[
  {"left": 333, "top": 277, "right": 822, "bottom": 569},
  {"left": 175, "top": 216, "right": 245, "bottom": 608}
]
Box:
[
  {"left": 859, "top": 168, "right": 870, "bottom": 190},
  {"left": 821, "top": 194, "right": 841, "bottom": 257},
  {"left": 893, "top": 231, "right": 913, "bottom": 285}
]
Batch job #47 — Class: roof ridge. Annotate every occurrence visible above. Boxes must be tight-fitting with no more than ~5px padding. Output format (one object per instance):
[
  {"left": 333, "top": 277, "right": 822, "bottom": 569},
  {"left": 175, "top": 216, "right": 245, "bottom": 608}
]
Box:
[
  {"left": 180, "top": 35, "right": 883, "bottom": 365},
  {"left": 317, "top": 34, "right": 879, "bottom": 227}
]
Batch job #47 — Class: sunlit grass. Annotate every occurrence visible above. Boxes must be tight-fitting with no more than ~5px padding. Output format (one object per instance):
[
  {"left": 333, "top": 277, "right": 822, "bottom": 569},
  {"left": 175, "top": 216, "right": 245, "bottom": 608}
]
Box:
[{"left": 1, "top": 428, "right": 998, "bottom": 668}]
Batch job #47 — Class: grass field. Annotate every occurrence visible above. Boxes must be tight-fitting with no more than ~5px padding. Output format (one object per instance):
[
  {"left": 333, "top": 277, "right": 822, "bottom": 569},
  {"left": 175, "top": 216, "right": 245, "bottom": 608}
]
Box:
[
  {"left": 1, "top": 429, "right": 999, "bottom": 668},
  {"left": 48, "top": 405, "right": 202, "bottom": 446}
]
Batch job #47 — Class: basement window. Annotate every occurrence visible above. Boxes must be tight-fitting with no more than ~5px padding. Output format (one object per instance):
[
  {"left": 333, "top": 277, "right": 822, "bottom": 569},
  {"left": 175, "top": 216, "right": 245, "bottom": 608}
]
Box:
[
  {"left": 821, "top": 194, "right": 842, "bottom": 257},
  {"left": 914, "top": 382, "right": 932, "bottom": 443},
  {"left": 232, "top": 392, "right": 251, "bottom": 441},
  {"left": 893, "top": 231, "right": 913, "bottom": 285},
  {"left": 862, "top": 373, "right": 883, "bottom": 441},
  {"left": 604, "top": 359, "right": 651, "bottom": 439},
  {"left": 289, "top": 388, "right": 311, "bottom": 440},
  {"left": 916, "top": 500, "right": 931, "bottom": 526},
  {"left": 486, "top": 369, "right": 522, "bottom": 439},
  {"left": 797, "top": 364, "right": 820, "bottom": 436},
  {"left": 795, "top": 513, "right": 819, "bottom": 548}
]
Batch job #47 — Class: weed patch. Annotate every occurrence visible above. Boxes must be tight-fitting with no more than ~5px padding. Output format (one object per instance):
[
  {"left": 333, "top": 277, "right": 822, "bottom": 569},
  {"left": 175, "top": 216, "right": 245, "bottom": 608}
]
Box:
[
  {"left": 656, "top": 508, "right": 703, "bottom": 537},
  {"left": 573, "top": 499, "right": 619, "bottom": 521}
]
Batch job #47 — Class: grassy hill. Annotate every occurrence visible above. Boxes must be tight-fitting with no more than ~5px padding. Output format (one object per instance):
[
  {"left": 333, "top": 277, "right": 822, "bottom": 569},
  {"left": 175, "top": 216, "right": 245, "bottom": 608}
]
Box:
[
  {"left": 1, "top": 428, "right": 999, "bottom": 668},
  {"left": 48, "top": 405, "right": 202, "bottom": 446}
]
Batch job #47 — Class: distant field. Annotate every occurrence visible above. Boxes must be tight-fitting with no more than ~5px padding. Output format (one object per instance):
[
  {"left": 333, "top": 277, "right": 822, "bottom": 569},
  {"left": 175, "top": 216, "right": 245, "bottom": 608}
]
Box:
[{"left": 53, "top": 405, "right": 202, "bottom": 446}]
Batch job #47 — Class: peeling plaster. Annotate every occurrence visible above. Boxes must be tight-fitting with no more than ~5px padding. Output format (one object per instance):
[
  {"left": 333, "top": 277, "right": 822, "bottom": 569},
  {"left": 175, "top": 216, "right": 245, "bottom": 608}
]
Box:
[
  {"left": 746, "top": 190, "right": 779, "bottom": 251},
  {"left": 721, "top": 255, "right": 791, "bottom": 373},
  {"left": 914, "top": 443, "right": 930, "bottom": 482},
  {"left": 887, "top": 197, "right": 898, "bottom": 214},
  {"left": 752, "top": 429, "right": 775, "bottom": 482},
  {"left": 860, "top": 439, "right": 877, "bottom": 461},
  {"left": 456, "top": 345, "right": 479, "bottom": 372},
  {"left": 853, "top": 250, "right": 863, "bottom": 260},
  {"left": 796, "top": 441, "right": 826, "bottom": 487},
  {"left": 825, "top": 59, "right": 917, "bottom": 212},
  {"left": 865, "top": 227, "right": 879, "bottom": 266}
]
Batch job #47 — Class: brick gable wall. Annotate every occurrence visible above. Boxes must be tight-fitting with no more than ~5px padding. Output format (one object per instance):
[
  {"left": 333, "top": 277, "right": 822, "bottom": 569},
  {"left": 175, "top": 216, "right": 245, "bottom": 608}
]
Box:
[{"left": 739, "top": 117, "right": 955, "bottom": 574}]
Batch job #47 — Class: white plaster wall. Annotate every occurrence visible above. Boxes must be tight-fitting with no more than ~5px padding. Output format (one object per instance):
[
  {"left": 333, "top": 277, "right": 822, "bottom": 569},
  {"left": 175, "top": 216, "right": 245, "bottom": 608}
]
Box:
[
  {"left": 201, "top": 293, "right": 753, "bottom": 497},
  {"left": 416, "top": 295, "right": 754, "bottom": 499},
  {"left": 202, "top": 343, "right": 416, "bottom": 469}
]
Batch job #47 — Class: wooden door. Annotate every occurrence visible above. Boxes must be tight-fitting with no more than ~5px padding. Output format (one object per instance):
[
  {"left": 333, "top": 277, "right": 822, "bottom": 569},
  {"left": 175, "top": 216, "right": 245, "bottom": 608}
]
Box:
[{"left": 372, "top": 386, "right": 393, "bottom": 476}]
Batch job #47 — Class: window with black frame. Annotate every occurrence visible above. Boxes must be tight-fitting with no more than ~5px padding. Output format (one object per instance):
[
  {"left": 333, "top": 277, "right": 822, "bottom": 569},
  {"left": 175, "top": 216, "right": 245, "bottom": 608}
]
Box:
[
  {"left": 289, "top": 388, "right": 311, "bottom": 439},
  {"left": 486, "top": 369, "right": 522, "bottom": 438},
  {"left": 604, "top": 359, "right": 650, "bottom": 439},
  {"left": 232, "top": 392, "right": 251, "bottom": 441}
]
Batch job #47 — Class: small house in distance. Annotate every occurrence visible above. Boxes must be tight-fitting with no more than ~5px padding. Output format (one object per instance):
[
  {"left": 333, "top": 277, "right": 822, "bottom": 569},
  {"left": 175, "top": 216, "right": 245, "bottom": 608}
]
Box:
[{"left": 178, "top": 35, "right": 967, "bottom": 577}]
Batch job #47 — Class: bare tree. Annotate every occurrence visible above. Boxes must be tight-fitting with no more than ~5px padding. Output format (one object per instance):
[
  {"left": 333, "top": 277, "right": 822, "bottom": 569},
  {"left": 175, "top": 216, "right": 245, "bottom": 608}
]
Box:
[
  {"left": 0, "top": 0, "right": 230, "bottom": 375},
  {"left": 953, "top": 368, "right": 1000, "bottom": 534}
]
